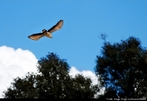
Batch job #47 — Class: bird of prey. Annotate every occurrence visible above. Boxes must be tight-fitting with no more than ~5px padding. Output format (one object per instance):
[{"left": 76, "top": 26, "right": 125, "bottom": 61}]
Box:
[{"left": 28, "top": 20, "right": 63, "bottom": 40}]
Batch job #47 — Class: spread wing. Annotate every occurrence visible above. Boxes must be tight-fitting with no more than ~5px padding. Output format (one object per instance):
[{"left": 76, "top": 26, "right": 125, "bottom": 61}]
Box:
[
  {"left": 48, "top": 20, "right": 63, "bottom": 34},
  {"left": 28, "top": 33, "right": 45, "bottom": 40}
]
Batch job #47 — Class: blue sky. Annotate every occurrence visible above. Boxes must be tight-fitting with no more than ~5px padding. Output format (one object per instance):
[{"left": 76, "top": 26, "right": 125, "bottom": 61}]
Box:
[{"left": 0, "top": 0, "right": 147, "bottom": 72}]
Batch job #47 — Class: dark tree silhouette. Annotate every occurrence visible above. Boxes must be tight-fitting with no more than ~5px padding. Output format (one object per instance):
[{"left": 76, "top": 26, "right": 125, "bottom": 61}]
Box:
[
  {"left": 3, "top": 52, "right": 99, "bottom": 99},
  {"left": 95, "top": 37, "right": 147, "bottom": 98}
]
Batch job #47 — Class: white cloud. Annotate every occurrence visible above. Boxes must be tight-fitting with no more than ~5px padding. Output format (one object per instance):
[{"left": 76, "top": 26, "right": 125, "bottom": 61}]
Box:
[
  {"left": 0, "top": 46, "right": 104, "bottom": 98},
  {"left": 0, "top": 46, "right": 38, "bottom": 98},
  {"left": 69, "top": 66, "right": 98, "bottom": 85},
  {"left": 69, "top": 66, "right": 105, "bottom": 97}
]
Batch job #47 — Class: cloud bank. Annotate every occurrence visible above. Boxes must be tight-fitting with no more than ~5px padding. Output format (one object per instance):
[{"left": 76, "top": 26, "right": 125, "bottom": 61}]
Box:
[
  {"left": 0, "top": 46, "right": 104, "bottom": 98},
  {"left": 69, "top": 66, "right": 105, "bottom": 97},
  {"left": 69, "top": 67, "right": 98, "bottom": 85},
  {"left": 0, "top": 46, "right": 38, "bottom": 97}
]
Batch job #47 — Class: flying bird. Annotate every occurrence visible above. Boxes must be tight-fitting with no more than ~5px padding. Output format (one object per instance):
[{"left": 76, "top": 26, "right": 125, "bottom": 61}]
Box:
[{"left": 28, "top": 20, "right": 63, "bottom": 40}]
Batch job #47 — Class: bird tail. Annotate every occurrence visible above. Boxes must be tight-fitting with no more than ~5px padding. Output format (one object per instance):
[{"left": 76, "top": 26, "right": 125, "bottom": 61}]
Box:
[
  {"left": 48, "top": 34, "right": 52, "bottom": 38},
  {"left": 46, "top": 32, "right": 52, "bottom": 38}
]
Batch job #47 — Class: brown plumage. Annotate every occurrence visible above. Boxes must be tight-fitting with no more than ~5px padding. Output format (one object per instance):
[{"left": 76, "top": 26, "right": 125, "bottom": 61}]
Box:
[{"left": 28, "top": 20, "right": 63, "bottom": 40}]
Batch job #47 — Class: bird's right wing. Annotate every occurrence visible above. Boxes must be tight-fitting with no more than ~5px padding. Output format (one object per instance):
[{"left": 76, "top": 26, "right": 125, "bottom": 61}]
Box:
[
  {"left": 48, "top": 20, "right": 64, "bottom": 34},
  {"left": 28, "top": 33, "right": 45, "bottom": 40}
]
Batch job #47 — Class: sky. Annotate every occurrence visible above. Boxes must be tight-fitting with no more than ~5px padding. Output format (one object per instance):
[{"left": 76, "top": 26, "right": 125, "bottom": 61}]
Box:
[{"left": 0, "top": 0, "right": 147, "bottom": 98}]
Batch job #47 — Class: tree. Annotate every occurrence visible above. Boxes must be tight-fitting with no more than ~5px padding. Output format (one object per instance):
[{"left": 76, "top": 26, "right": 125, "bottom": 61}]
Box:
[
  {"left": 95, "top": 36, "right": 147, "bottom": 98},
  {"left": 3, "top": 52, "right": 99, "bottom": 99},
  {"left": 97, "top": 87, "right": 117, "bottom": 100}
]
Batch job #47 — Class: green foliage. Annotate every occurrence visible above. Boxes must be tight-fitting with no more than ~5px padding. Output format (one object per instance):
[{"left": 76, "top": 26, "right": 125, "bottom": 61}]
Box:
[
  {"left": 95, "top": 36, "right": 147, "bottom": 98},
  {"left": 3, "top": 52, "right": 99, "bottom": 99},
  {"left": 98, "top": 87, "right": 117, "bottom": 99}
]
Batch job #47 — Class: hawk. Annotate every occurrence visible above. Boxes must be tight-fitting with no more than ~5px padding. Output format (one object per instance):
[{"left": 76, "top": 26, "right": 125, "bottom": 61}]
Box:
[{"left": 28, "top": 20, "right": 63, "bottom": 40}]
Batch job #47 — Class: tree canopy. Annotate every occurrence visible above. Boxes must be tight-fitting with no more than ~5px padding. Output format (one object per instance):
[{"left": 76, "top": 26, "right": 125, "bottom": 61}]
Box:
[
  {"left": 3, "top": 36, "right": 147, "bottom": 99},
  {"left": 95, "top": 36, "right": 147, "bottom": 98},
  {"left": 3, "top": 53, "right": 99, "bottom": 99}
]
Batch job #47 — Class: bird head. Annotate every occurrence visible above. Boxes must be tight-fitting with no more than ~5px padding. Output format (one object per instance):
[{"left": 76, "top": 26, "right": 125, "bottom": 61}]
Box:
[{"left": 42, "top": 29, "right": 47, "bottom": 33}]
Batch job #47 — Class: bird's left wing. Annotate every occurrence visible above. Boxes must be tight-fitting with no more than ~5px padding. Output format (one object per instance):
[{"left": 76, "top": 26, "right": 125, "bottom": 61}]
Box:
[{"left": 28, "top": 33, "right": 45, "bottom": 40}]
